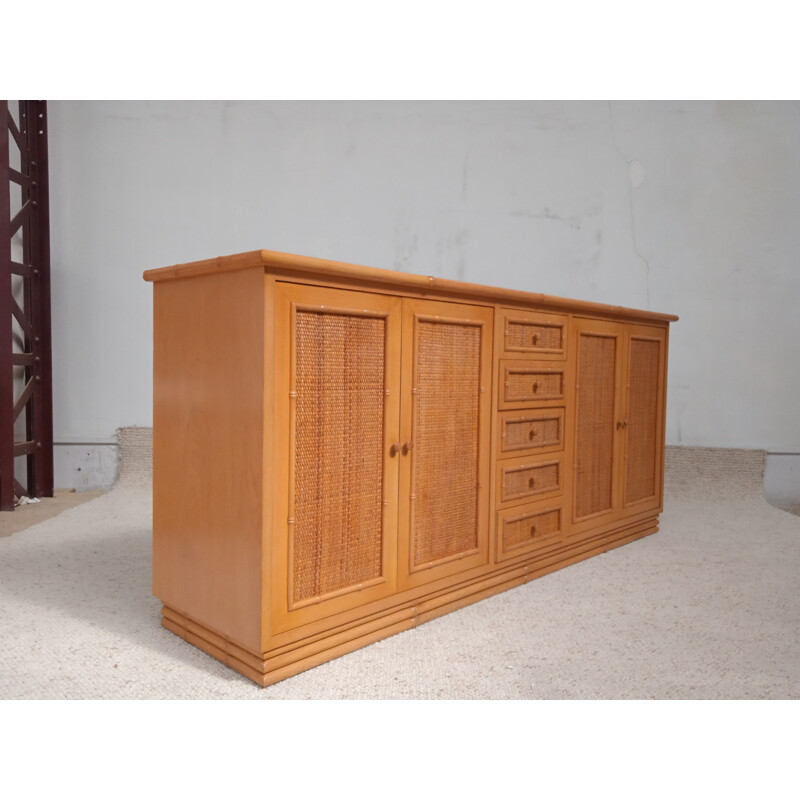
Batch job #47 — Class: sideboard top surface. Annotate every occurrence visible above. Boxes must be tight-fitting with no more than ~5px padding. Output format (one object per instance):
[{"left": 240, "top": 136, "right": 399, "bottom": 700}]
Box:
[{"left": 142, "top": 248, "right": 679, "bottom": 324}]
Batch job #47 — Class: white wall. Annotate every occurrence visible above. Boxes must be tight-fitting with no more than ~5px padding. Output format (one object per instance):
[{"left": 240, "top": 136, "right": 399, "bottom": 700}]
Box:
[{"left": 46, "top": 101, "right": 800, "bottom": 486}]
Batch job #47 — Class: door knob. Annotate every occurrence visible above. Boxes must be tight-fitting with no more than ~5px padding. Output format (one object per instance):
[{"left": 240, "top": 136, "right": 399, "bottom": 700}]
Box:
[
  {"left": 402, "top": 441, "right": 413, "bottom": 455},
  {"left": 390, "top": 441, "right": 401, "bottom": 456}
]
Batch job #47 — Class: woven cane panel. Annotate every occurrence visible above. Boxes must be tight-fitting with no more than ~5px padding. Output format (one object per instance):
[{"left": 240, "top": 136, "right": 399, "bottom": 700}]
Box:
[
  {"left": 501, "top": 461, "right": 560, "bottom": 504},
  {"left": 292, "top": 310, "right": 385, "bottom": 604},
  {"left": 506, "top": 320, "right": 563, "bottom": 352},
  {"left": 504, "top": 368, "right": 563, "bottom": 403},
  {"left": 575, "top": 334, "right": 616, "bottom": 519},
  {"left": 412, "top": 319, "right": 481, "bottom": 567},
  {"left": 624, "top": 338, "right": 660, "bottom": 504},
  {"left": 503, "top": 508, "right": 561, "bottom": 551},
  {"left": 502, "top": 412, "right": 562, "bottom": 454}
]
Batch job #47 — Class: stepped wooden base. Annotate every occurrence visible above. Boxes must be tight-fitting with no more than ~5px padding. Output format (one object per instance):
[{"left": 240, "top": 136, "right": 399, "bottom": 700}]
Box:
[{"left": 160, "top": 515, "right": 659, "bottom": 688}]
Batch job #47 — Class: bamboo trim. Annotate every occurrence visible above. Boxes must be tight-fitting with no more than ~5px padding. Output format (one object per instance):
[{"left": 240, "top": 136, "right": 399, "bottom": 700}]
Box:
[{"left": 143, "top": 248, "right": 679, "bottom": 323}]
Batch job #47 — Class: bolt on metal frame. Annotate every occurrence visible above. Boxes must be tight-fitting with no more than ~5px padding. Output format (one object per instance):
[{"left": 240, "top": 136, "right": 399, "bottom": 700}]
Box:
[{"left": 1, "top": 100, "right": 54, "bottom": 510}]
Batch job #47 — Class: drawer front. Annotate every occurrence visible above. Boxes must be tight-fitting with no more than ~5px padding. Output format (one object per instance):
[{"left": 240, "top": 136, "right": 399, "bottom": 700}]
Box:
[
  {"left": 497, "top": 456, "right": 562, "bottom": 507},
  {"left": 500, "top": 361, "right": 565, "bottom": 408},
  {"left": 497, "top": 503, "right": 562, "bottom": 561},
  {"left": 498, "top": 408, "right": 564, "bottom": 457},
  {"left": 502, "top": 310, "right": 567, "bottom": 358}
]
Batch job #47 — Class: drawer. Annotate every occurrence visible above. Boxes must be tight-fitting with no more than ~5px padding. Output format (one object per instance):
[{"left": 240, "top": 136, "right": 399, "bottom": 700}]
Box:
[
  {"left": 496, "top": 503, "right": 562, "bottom": 561},
  {"left": 497, "top": 455, "right": 562, "bottom": 508},
  {"left": 499, "top": 361, "right": 565, "bottom": 409},
  {"left": 497, "top": 408, "right": 564, "bottom": 458},
  {"left": 501, "top": 309, "right": 567, "bottom": 359}
]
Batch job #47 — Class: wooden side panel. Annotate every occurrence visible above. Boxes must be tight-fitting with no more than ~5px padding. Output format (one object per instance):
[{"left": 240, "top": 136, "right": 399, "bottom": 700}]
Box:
[
  {"left": 271, "top": 283, "right": 401, "bottom": 633},
  {"left": 398, "top": 298, "right": 493, "bottom": 589},
  {"left": 572, "top": 320, "right": 623, "bottom": 526},
  {"left": 152, "top": 267, "right": 264, "bottom": 652},
  {"left": 622, "top": 326, "right": 667, "bottom": 510}
]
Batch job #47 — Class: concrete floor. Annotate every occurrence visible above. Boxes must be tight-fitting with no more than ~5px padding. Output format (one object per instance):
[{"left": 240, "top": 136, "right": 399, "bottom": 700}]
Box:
[{"left": 0, "top": 489, "right": 107, "bottom": 538}]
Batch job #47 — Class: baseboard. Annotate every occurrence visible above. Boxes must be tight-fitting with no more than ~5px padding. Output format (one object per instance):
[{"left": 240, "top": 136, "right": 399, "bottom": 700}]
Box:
[
  {"left": 161, "top": 515, "right": 659, "bottom": 688},
  {"left": 53, "top": 442, "right": 119, "bottom": 491},
  {"left": 764, "top": 453, "right": 800, "bottom": 511}
]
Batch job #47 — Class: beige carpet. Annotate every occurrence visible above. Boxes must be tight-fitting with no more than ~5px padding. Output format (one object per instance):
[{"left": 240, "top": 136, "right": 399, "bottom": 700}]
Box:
[{"left": 1, "top": 431, "right": 798, "bottom": 699}]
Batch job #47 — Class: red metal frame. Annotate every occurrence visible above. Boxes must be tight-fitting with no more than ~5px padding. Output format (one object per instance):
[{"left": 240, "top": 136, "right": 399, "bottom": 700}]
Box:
[{"left": 1, "top": 100, "right": 54, "bottom": 510}]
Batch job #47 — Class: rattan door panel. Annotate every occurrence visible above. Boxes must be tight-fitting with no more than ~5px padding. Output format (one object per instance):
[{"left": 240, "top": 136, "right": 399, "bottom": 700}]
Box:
[
  {"left": 397, "top": 299, "right": 493, "bottom": 590},
  {"left": 622, "top": 326, "right": 666, "bottom": 512},
  {"left": 272, "top": 283, "right": 402, "bottom": 631},
  {"left": 500, "top": 309, "right": 567, "bottom": 359},
  {"left": 571, "top": 319, "right": 625, "bottom": 531}
]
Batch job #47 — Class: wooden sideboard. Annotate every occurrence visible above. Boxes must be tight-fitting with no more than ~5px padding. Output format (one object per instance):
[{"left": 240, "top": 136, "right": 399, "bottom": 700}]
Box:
[{"left": 143, "top": 249, "right": 677, "bottom": 687}]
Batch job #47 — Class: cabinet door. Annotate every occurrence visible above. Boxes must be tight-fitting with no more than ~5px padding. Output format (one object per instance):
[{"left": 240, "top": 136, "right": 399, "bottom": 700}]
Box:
[
  {"left": 621, "top": 325, "right": 667, "bottom": 514},
  {"left": 397, "top": 299, "right": 493, "bottom": 590},
  {"left": 272, "top": 283, "right": 401, "bottom": 632},
  {"left": 571, "top": 319, "right": 625, "bottom": 532}
]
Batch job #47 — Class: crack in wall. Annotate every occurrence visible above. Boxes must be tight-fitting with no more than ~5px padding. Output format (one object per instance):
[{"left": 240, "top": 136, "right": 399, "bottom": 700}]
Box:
[
  {"left": 607, "top": 101, "right": 651, "bottom": 308},
  {"left": 511, "top": 207, "right": 582, "bottom": 229}
]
